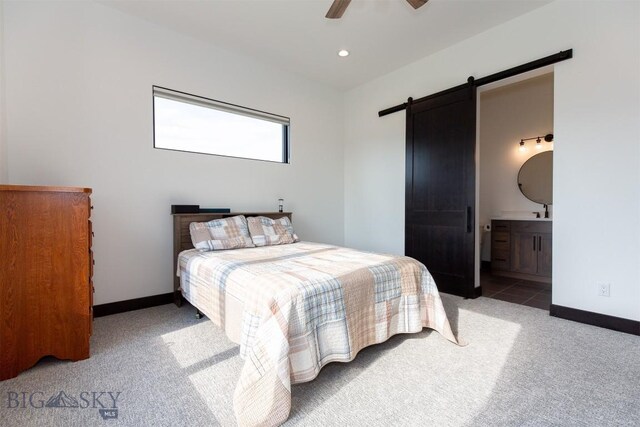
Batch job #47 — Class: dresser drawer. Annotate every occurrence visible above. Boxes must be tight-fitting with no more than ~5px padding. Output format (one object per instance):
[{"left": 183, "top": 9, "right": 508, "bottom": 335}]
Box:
[
  {"left": 491, "top": 231, "right": 510, "bottom": 250},
  {"left": 492, "top": 220, "right": 511, "bottom": 232},
  {"left": 491, "top": 249, "right": 510, "bottom": 271},
  {"left": 89, "top": 249, "right": 94, "bottom": 279},
  {"left": 511, "top": 220, "right": 552, "bottom": 233}
]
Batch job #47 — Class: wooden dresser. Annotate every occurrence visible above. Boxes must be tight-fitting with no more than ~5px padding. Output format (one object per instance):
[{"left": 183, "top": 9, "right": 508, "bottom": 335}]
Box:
[
  {"left": 0, "top": 185, "right": 93, "bottom": 380},
  {"left": 491, "top": 219, "right": 552, "bottom": 283}
]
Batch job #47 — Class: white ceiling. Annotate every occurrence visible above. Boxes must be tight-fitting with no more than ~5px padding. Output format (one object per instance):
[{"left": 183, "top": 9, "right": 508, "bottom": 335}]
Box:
[{"left": 100, "top": 0, "right": 553, "bottom": 90}]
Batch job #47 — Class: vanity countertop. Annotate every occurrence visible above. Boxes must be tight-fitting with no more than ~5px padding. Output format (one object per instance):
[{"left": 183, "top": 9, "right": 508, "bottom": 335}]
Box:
[{"left": 492, "top": 217, "right": 552, "bottom": 222}]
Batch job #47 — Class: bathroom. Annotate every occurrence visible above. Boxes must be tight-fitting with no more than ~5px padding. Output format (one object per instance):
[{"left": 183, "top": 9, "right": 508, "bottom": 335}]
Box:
[{"left": 478, "top": 71, "right": 554, "bottom": 309}]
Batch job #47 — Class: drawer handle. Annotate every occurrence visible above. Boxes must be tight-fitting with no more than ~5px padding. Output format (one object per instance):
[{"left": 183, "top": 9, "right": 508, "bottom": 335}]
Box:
[
  {"left": 494, "top": 258, "right": 507, "bottom": 262},
  {"left": 494, "top": 239, "right": 507, "bottom": 243}
]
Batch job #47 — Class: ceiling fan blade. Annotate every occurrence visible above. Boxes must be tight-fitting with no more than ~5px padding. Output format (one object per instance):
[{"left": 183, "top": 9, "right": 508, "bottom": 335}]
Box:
[
  {"left": 406, "top": 0, "right": 429, "bottom": 10},
  {"left": 326, "top": 0, "right": 352, "bottom": 19}
]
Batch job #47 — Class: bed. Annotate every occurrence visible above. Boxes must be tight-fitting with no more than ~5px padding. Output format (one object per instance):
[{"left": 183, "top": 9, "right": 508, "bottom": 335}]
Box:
[{"left": 173, "top": 212, "right": 460, "bottom": 426}]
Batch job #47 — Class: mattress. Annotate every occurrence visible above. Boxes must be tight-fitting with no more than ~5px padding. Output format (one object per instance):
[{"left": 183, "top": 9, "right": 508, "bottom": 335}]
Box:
[{"left": 178, "top": 241, "right": 459, "bottom": 426}]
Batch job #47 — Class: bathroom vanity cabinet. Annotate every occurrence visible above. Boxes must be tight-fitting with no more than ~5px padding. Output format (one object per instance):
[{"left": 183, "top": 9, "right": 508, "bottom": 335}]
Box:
[{"left": 491, "top": 219, "right": 551, "bottom": 283}]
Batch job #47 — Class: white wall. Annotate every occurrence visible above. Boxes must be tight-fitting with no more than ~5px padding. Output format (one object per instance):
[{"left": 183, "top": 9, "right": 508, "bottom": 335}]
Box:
[
  {"left": 479, "top": 73, "right": 554, "bottom": 230},
  {"left": 4, "top": 1, "right": 639, "bottom": 322},
  {"left": 3, "top": 1, "right": 344, "bottom": 305},
  {"left": 345, "top": 1, "right": 640, "bottom": 321},
  {"left": 0, "top": 0, "right": 6, "bottom": 183}
]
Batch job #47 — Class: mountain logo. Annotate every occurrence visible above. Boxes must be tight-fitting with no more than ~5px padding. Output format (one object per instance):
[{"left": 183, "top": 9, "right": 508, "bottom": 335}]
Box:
[{"left": 45, "top": 391, "right": 79, "bottom": 408}]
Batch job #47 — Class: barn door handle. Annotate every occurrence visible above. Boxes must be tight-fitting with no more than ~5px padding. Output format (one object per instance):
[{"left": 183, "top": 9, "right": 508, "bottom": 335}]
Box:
[{"left": 466, "top": 206, "right": 472, "bottom": 233}]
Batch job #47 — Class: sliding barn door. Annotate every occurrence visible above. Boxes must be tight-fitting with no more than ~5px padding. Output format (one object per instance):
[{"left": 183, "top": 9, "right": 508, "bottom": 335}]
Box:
[{"left": 405, "top": 84, "right": 476, "bottom": 297}]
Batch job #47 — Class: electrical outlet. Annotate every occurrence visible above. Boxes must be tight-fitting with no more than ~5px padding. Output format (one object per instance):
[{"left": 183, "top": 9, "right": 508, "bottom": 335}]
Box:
[{"left": 597, "top": 283, "right": 611, "bottom": 297}]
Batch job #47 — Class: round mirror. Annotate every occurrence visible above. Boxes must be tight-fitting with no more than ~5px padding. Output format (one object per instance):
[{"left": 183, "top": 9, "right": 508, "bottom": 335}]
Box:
[{"left": 517, "top": 151, "right": 553, "bottom": 205}]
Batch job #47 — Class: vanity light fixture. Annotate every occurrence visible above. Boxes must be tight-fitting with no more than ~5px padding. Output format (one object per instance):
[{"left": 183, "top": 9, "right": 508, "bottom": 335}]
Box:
[
  {"left": 519, "top": 140, "right": 526, "bottom": 152},
  {"left": 518, "top": 133, "right": 553, "bottom": 151}
]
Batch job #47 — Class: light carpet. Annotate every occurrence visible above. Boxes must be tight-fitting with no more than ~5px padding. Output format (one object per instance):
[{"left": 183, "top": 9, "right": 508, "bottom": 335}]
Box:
[{"left": 1, "top": 295, "right": 638, "bottom": 426}]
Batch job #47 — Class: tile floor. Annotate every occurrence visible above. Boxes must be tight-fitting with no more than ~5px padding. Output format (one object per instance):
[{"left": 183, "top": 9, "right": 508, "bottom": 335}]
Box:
[{"left": 480, "top": 270, "right": 551, "bottom": 310}]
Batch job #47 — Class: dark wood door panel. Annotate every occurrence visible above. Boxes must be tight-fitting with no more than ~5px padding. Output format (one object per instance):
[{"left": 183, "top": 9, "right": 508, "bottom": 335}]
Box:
[
  {"left": 407, "top": 210, "right": 466, "bottom": 227},
  {"left": 538, "top": 233, "right": 553, "bottom": 277},
  {"left": 408, "top": 224, "right": 466, "bottom": 278},
  {"left": 405, "top": 84, "right": 476, "bottom": 298},
  {"left": 409, "top": 109, "right": 471, "bottom": 208},
  {"left": 512, "top": 231, "right": 538, "bottom": 274}
]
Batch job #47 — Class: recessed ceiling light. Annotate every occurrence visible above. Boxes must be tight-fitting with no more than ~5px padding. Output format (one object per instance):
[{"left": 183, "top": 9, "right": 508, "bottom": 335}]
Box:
[{"left": 338, "top": 49, "right": 349, "bottom": 57}]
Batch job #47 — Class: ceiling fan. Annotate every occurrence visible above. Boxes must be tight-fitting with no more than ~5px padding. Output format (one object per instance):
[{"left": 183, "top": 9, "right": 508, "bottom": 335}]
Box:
[{"left": 326, "top": 0, "right": 429, "bottom": 19}]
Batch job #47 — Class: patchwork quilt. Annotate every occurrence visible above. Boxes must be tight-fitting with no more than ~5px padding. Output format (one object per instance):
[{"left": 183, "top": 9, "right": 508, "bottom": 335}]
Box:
[{"left": 178, "top": 242, "right": 459, "bottom": 426}]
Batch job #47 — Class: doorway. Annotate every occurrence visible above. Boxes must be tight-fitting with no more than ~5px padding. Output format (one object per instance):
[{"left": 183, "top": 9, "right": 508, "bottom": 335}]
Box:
[
  {"left": 395, "top": 51, "right": 569, "bottom": 303},
  {"left": 476, "top": 70, "right": 554, "bottom": 310}
]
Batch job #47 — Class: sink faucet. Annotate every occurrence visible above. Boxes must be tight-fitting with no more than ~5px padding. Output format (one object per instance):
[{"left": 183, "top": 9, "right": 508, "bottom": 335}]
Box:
[
  {"left": 533, "top": 211, "right": 541, "bottom": 218},
  {"left": 543, "top": 204, "right": 549, "bottom": 218}
]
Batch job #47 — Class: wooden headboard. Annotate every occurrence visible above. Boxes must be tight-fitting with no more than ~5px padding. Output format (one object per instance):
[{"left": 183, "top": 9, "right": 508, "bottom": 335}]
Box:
[{"left": 172, "top": 212, "right": 292, "bottom": 306}]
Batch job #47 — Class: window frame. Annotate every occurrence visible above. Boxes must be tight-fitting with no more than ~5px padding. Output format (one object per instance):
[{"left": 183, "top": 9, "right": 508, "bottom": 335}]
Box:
[{"left": 152, "top": 86, "right": 290, "bottom": 164}]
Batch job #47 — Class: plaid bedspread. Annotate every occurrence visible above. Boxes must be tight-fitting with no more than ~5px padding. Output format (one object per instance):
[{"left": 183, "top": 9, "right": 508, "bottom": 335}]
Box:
[{"left": 178, "top": 242, "right": 459, "bottom": 426}]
